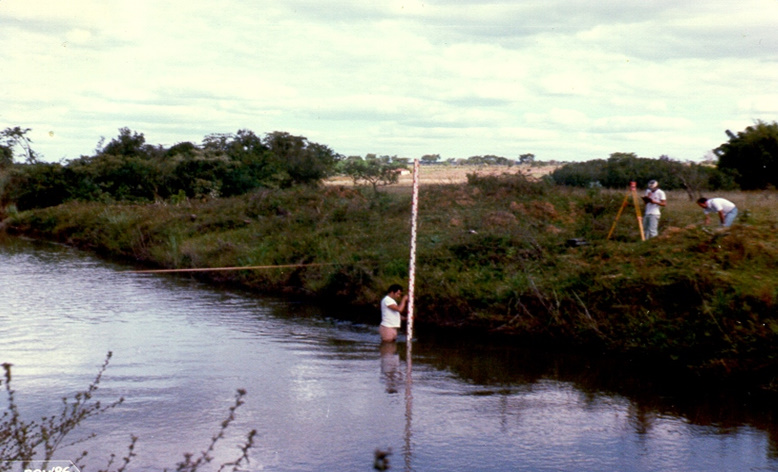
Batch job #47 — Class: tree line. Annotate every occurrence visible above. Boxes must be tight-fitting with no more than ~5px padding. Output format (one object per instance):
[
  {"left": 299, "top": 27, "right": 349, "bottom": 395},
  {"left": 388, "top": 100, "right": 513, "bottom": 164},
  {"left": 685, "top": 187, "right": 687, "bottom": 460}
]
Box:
[
  {"left": 2, "top": 121, "right": 777, "bottom": 212},
  {"left": 0, "top": 128, "right": 339, "bottom": 211},
  {"left": 549, "top": 121, "right": 778, "bottom": 195},
  {"left": 548, "top": 152, "right": 737, "bottom": 198}
]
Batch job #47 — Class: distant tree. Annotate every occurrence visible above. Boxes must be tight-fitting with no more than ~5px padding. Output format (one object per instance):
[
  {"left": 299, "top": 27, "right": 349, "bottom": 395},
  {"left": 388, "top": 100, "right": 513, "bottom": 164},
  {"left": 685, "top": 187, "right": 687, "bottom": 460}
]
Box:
[
  {"left": 341, "top": 156, "right": 406, "bottom": 194},
  {"left": 0, "top": 144, "right": 12, "bottom": 168},
  {"left": 602, "top": 152, "right": 642, "bottom": 187},
  {"left": 1, "top": 127, "right": 39, "bottom": 163},
  {"left": 519, "top": 153, "right": 535, "bottom": 165},
  {"left": 201, "top": 133, "right": 234, "bottom": 154},
  {"left": 715, "top": 121, "right": 778, "bottom": 189},
  {"left": 232, "top": 129, "right": 269, "bottom": 158},
  {"left": 4, "top": 162, "right": 70, "bottom": 210},
  {"left": 550, "top": 158, "right": 607, "bottom": 187},
  {"left": 217, "top": 129, "right": 278, "bottom": 195},
  {"left": 675, "top": 162, "right": 737, "bottom": 200},
  {"left": 421, "top": 154, "right": 440, "bottom": 164},
  {"left": 65, "top": 153, "right": 164, "bottom": 202},
  {"left": 493, "top": 156, "right": 513, "bottom": 166},
  {"left": 165, "top": 141, "right": 198, "bottom": 157},
  {"left": 263, "top": 131, "right": 338, "bottom": 186},
  {"left": 0, "top": 128, "right": 342, "bottom": 210},
  {"left": 99, "top": 127, "right": 155, "bottom": 158},
  {"left": 549, "top": 153, "right": 733, "bottom": 191}
]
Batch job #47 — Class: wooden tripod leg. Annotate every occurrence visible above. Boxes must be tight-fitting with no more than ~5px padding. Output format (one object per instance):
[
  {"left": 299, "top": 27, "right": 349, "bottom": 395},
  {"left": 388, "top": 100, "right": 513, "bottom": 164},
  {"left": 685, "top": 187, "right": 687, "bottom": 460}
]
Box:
[
  {"left": 607, "top": 193, "right": 631, "bottom": 240},
  {"left": 632, "top": 188, "right": 645, "bottom": 241}
]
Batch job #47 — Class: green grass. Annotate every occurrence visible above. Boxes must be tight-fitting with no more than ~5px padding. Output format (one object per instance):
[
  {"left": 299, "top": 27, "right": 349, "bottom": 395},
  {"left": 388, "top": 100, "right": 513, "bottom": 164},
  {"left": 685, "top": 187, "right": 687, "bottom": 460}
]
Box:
[{"left": 5, "top": 177, "right": 778, "bottom": 389}]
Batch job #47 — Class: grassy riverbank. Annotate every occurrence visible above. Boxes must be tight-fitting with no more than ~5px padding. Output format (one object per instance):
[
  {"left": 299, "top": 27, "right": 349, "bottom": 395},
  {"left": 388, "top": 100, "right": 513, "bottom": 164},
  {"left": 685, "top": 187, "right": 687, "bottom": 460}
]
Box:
[{"left": 4, "top": 170, "right": 778, "bottom": 390}]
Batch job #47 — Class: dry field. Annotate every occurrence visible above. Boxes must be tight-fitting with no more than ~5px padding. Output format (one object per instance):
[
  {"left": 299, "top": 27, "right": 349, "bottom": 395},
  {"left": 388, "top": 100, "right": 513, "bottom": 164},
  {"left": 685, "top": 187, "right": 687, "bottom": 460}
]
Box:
[{"left": 326, "top": 164, "right": 559, "bottom": 188}]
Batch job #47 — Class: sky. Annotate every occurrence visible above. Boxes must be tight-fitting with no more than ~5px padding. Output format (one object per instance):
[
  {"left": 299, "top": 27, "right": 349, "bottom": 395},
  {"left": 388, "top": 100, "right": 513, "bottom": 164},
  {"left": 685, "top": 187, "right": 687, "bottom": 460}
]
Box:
[{"left": 2, "top": 0, "right": 777, "bottom": 164}]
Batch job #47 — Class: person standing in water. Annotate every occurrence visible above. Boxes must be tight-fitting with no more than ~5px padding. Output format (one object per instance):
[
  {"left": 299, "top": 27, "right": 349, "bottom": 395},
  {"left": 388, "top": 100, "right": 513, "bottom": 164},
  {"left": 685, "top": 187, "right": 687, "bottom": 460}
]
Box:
[{"left": 380, "top": 284, "right": 408, "bottom": 342}]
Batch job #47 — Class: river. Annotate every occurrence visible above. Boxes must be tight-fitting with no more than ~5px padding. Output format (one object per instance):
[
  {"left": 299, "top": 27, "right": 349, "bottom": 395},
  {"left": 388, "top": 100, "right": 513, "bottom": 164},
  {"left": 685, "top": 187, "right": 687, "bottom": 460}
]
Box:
[{"left": 1, "top": 236, "right": 777, "bottom": 471}]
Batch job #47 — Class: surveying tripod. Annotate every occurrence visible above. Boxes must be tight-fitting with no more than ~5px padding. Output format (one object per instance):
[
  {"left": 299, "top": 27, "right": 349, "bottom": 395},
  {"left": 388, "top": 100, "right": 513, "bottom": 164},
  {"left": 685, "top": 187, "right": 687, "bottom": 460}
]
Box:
[{"left": 606, "top": 181, "right": 645, "bottom": 241}]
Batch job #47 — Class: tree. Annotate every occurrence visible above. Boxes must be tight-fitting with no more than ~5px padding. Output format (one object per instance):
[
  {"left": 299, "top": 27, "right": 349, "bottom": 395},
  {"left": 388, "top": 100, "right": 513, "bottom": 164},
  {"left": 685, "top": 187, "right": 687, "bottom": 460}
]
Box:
[
  {"left": 165, "top": 141, "right": 198, "bottom": 157},
  {"left": 263, "top": 131, "right": 338, "bottom": 186},
  {"left": 519, "top": 153, "right": 535, "bottom": 165},
  {"left": 201, "top": 133, "right": 234, "bottom": 154},
  {"left": 98, "top": 128, "right": 154, "bottom": 158},
  {"left": 548, "top": 153, "right": 734, "bottom": 191},
  {"left": 676, "top": 162, "right": 723, "bottom": 200},
  {"left": 196, "top": 129, "right": 280, "bottom": 196},
  {"left": 0, "top": 144, "right": 12, "bottom": 168},
  {"left": 421, "top": 154, "right": 440, "bottom": 164},
  {"left": 716, "top": 121, "right": 778, "bottom": 189},
  {"left": 4, "top": 162, "right": 70, "bottom": 210},
  {"left": 341, "top": 156, "right": 406, "bottom": 194},
  {"left": 1, "top": 127, "right": 39, "bottom": 163}
]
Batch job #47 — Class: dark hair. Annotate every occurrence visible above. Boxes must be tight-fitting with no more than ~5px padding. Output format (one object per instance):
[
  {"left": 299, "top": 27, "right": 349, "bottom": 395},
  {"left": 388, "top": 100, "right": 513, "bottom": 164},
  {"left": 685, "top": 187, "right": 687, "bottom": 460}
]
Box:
[
  {"left": 387, "top": 284, "right": 403, "bottom": 294},
  {"left": 696, "top": 197, "right": 708, "bottom": 204}
]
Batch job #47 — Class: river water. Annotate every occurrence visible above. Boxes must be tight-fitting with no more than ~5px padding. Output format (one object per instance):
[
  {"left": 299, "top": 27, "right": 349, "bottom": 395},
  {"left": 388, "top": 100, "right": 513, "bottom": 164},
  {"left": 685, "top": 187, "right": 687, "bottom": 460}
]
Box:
[{"left": 1, "top": 236, "right": 778, "bottom": 472}]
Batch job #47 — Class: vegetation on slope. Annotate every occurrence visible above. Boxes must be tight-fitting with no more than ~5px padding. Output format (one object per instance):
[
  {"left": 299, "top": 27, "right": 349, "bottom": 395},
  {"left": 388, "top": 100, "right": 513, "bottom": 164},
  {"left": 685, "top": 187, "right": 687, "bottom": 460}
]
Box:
[{"left": 4, "top": 171, "right": 778, "bottom": 390}]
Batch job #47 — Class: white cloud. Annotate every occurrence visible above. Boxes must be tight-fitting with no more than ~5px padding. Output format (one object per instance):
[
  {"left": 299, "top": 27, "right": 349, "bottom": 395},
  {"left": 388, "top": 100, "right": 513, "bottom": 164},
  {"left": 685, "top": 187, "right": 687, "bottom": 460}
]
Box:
[
  {"left": 738, "top": 96, "right": 778, "bottom": 115},
  {"left": 2, "top": 0, "right": 778, "bottom": 162}
]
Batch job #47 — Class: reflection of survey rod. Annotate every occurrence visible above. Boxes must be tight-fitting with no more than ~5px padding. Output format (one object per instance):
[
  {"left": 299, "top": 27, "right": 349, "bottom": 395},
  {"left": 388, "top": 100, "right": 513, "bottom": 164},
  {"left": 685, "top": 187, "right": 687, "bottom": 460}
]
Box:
[
  {"left": 404, "top": 339, "right": 413, "bottom": 472},
  {"left": 606, "top": 181, "right": 645, "bottom": 241}
]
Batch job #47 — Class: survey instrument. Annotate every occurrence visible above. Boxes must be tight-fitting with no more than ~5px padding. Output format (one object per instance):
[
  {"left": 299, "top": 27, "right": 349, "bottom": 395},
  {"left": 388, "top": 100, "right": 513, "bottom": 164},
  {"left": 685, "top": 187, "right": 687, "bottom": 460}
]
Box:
[{"left": 606, "top": 181, "right": 645, "bottom": 241}]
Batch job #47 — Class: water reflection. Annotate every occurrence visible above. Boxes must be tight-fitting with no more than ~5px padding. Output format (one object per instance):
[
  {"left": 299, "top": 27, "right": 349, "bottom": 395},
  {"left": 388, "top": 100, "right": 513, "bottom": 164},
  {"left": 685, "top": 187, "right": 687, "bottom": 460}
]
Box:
[
  {"left": 379, "top": 338, "right": 415, "bottom": 471},
  {"left": 407, "top": 331, "right": 778, "bottom": 465},
  {"left": 380, "top": 341, "right": 402, "bottom": 394},
  {"left": 4, "top": 237, "right": 778, "bottom": 471},
  {"left": 404, "top": 338, "right": 414, "bottom": 472}
]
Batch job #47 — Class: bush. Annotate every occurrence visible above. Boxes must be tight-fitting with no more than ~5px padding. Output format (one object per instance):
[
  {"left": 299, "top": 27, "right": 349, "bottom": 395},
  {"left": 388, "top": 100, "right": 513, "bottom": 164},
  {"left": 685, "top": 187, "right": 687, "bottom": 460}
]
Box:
[{"left": 550, "top": 154, "right": 733, "bottom": 192}]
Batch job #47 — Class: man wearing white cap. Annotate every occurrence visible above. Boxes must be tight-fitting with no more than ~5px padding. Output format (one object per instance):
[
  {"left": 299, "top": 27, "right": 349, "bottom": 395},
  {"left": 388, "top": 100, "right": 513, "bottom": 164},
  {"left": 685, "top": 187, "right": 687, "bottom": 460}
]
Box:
[{"left": 643, "top": 180, "right": 666, "bottom": 239}]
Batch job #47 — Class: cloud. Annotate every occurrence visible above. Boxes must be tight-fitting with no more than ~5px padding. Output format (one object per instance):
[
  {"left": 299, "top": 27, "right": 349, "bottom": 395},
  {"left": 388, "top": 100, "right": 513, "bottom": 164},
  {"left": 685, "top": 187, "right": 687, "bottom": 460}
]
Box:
[
  {"left": 738, "top": 95, "right": 778, "bottom": 115},
  {"left": 2, "top": 0, "right": 778, "bottom": 163}
]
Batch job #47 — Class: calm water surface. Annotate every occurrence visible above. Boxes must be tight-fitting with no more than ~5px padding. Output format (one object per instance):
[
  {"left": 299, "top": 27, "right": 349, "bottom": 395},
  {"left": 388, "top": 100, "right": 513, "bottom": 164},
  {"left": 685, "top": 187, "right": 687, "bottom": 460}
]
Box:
[{"left": 1, "top": 237, "right": 778, "bottom": 471}]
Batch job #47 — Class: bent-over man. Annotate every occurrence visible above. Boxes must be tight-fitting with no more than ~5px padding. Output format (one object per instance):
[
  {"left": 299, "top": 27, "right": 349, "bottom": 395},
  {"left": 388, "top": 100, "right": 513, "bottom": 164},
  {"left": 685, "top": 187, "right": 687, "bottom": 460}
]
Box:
[{"left": 697, "top": 197, "right": 738, "bottom": 227}]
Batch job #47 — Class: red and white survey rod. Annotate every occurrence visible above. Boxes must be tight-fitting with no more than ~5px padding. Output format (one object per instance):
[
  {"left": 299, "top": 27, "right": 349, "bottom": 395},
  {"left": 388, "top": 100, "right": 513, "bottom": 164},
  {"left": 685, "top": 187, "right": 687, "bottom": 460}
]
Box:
[{"left": 407, "top": 158, "right": 420, "bottom": 341}]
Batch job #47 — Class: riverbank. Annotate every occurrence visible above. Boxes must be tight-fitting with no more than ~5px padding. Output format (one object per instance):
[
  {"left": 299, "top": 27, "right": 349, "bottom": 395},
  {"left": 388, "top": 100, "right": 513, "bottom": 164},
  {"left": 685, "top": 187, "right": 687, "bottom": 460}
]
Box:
[{"left": 4, "top": 171, "right": 778, "bottom": 391}]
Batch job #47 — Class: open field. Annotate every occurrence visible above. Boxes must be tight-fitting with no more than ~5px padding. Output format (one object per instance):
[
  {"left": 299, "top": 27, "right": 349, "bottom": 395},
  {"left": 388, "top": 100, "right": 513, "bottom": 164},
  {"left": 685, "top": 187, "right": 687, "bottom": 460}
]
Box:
[{"left": 325, "top": 164, "right": 559, "bottom": 188}]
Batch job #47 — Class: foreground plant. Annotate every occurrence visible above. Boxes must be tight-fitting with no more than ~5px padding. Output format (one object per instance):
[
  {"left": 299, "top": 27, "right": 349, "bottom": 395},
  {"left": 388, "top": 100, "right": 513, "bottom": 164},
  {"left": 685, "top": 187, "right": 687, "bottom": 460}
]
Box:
[
  {"left": 0, "top": 353, "right": 256, "bottom": 472},
  {"left": 0, "top": 353, "right": 123, "bottom": 470}
]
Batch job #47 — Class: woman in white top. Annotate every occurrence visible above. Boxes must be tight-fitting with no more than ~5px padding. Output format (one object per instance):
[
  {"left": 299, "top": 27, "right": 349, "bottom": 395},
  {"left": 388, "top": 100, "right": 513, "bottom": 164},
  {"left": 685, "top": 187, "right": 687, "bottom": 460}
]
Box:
[{"left": 380, "top": 284, "right": 408, "bottom": 342}]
